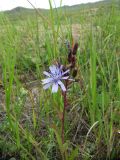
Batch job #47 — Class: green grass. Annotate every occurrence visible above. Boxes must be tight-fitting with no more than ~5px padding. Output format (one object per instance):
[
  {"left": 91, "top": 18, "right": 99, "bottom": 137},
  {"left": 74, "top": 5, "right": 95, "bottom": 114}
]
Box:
[{"left": 0, "top": 0, "right": 120, "bottom": 159}]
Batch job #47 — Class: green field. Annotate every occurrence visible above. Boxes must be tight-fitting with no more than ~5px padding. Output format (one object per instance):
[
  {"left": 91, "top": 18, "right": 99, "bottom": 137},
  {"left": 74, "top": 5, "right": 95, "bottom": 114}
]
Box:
[{"left": 0, "top": 0, "right": 120, "bottom": 159}]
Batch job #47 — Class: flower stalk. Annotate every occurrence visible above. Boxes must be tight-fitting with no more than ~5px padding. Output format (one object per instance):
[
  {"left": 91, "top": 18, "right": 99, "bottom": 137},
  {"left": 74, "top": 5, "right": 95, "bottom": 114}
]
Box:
[{"left": 61, "top": 81, "right": 67, "bottom": 144}]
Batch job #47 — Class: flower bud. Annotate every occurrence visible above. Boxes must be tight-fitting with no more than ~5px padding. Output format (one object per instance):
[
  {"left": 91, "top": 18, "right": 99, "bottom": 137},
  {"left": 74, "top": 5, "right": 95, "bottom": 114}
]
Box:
[
  {"left": 71, "top": 56, "right": 76, "bottom": 68},
  {"left": 72, "top": 68, "right": 77, "bottom": 77},
  {"left": 72, "top": 43, "right": 78, "bottom": 55},
  {"left": 68, "top": 49, "right": 72, "bottom": 63}
]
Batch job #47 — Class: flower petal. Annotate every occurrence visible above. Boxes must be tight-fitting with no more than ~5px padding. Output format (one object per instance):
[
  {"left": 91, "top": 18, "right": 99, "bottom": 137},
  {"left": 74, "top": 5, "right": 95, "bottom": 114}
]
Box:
[
  {"left": 52, "top": 83, "right": 58, "bottom": 93},
  {"left": 62, "top": 69, "right": 70, "bottom": 76},
  {"left": 58, "top": 81, "right": 66, "bottom": 92},
  {"left": 49, "top": 65, "right": 57, "bottom": 74},
  {"left": 43, "top": 83, "right": 52, "bottom": 90},
  {"left": 69, "top": 78, "right": 75, "bottom": 81},
  {"left": 43, "top": 71, "right": 51, "bottom": 77},
  {"left": 61, "top": 76, "right": 69, "bottom": 80},
  {"left": 60, "top": 65, "right": 63, "bottom": 70},
  {"left": 41, "top": 78, "right": 53, "bottom": 84}
]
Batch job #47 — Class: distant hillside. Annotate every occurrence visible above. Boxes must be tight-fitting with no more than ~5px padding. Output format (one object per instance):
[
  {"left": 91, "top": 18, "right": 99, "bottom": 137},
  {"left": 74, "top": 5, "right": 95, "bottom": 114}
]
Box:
[
  {"left": 58, "top": 0, "right": 119, "bottom": 10},
  {"left": 1, "top": 0, "right": 119, "bottom": 23}
]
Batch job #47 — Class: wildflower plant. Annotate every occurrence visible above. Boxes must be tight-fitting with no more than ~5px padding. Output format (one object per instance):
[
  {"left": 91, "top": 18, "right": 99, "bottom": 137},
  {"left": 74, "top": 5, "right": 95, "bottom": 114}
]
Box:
[{"left": 42, "top": 41, "right": 79, "bottom": 145}]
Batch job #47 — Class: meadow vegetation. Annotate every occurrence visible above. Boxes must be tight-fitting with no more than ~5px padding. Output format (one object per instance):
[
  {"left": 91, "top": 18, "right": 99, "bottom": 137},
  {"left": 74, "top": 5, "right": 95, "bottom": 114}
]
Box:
[{"left": 0, "top": 0, "right": 120, "bottom": 159}]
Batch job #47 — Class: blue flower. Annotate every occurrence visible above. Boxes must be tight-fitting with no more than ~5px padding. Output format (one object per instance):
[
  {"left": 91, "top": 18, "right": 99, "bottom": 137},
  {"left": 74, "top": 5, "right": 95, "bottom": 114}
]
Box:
[{"left": 42, "top": 65, "right": 69, "bottom": 93}]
